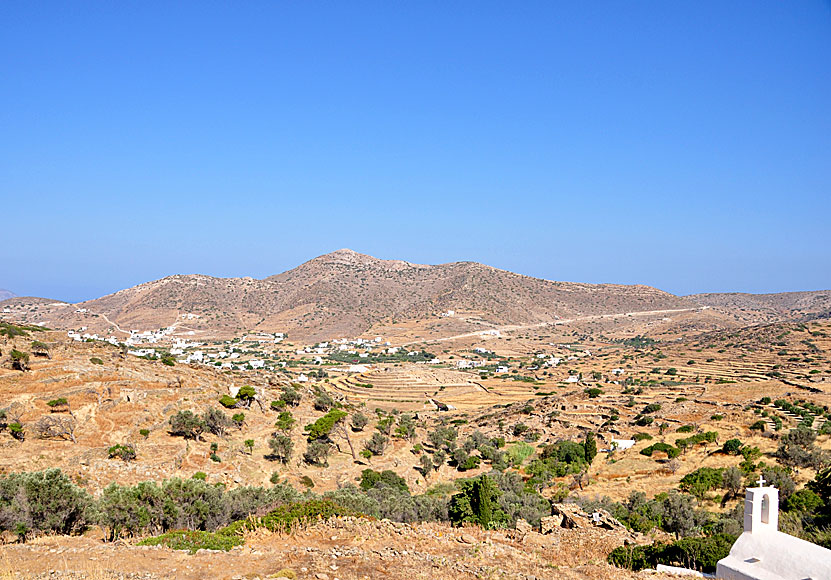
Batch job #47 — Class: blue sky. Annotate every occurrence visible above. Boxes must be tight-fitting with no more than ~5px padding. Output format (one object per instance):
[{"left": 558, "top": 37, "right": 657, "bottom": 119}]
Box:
[{"left": 1, "top": 1, "right": 829, "bottom": 302}]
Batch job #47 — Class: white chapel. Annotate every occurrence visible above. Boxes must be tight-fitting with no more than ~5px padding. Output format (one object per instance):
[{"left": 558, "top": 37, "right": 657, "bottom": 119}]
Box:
[{"left": 717, "top": 476, "right": 831, "bottom": 580}]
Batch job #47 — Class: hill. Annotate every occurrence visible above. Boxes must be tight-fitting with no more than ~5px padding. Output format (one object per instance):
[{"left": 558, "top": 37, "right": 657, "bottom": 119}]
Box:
[
  {"left": 0, "top": 288, "right": 15, "bottom": 302},
  {"left": 1, "top": 249, "right": 693, "bottom": 341},
  {"left": 688, "top": 290, "right": 831, "bottom": 324}
]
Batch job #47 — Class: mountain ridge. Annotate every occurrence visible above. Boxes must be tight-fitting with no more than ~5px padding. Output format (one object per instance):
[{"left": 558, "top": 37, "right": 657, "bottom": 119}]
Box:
[{"left": 2, "top": 250, "right": 829, "bottom": 341}]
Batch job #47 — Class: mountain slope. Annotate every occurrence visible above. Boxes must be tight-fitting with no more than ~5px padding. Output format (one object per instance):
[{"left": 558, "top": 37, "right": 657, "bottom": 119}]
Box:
[
  {"left": 0, "top": 288, "right": 16, "bottom": 302},
  {"left": 688, "top": 290, "right": 831, "bottom": 324},
  {"left": 1, "top": 250, "right": 693, "bottom": 341}
]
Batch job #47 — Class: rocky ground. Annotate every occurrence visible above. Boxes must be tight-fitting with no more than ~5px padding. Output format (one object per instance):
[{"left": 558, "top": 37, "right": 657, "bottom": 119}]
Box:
[{"left": 0, "top": 517, "right": 676, "bottom": 580}]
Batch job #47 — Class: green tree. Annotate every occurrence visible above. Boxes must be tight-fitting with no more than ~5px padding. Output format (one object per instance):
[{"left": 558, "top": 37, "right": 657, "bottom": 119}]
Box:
[
  {"left": 268, "top": 434, "right": 293, "bottom": 463},
  {"left": 448, "top": 475, "right": 507, "bottom": 529},
  {"left": 202, "top": 408, "right": 231, "bottom": 436},
  {"left": 279, "top": 386, "right": 301, "bottom": 407},
  {"left": 10, "top": 350, "right": 29, "bottom": 371},
  {"left": 237, "top": 385, "right": 256, "bottom": 407},
  {"left": 275, "top": 411, "right": 295, "bottom": 432},
  {"left": 169, "top": 411, "right": 206, "bottom": 440},
  {"left": 305, "top": 409, "right": 347, "bottom": 441},
  {"left": 584, "top": 432, "right": 597, "bottom": 464},
  {"left": 350, "top": 412, "right": 368, "bottom": 432}
]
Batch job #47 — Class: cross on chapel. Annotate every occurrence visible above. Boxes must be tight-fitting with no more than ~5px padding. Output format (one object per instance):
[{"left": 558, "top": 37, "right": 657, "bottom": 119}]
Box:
[{"left": 757, "top": 475, "right": 766, "bottom": 487}]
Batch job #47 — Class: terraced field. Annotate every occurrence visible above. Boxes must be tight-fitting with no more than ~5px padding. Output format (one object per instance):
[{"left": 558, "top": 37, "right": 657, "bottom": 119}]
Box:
[{"left": 326, "top": 365, "right": 553, "bottom": 411}]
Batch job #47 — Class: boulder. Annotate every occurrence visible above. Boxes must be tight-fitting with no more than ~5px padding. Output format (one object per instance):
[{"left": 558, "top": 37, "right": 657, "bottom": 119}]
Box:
[{"left": 515, "top": 518, "right": 533, "bottom": 534}]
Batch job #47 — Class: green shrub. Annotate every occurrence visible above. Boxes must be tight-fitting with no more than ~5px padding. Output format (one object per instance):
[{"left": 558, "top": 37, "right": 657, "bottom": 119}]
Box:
[
  {"left": 108, "top": 444, "right": 137, "bottom": 462},
  {"left": 635, "top": 415, "right": 654, "bottom": 427},
  {"left": 633, "top": 432, "right": 653, "bottom": 441},
  {"left": 168, "top": 410, "right": 206, "bottom": 440},
  {"left": 47, "top": 398, "right": 68, "bottom": 408},
  {"left": 138, "top": 530, "right": 243, "bottom": 554},
  {"left": 90, "top": 357, "right": 104, "bottom": 365},
  {"left": 219, "top": 395, "right": 238, "bottom": 408},
  {"left": 279, "top": 386, "right": 301, "bottom": 407},
  {"left": 8, "top": 422, "right": 24, "bottom": 440},
  {"left": 10, "top": 350, "right": 29, "bottom": 371},
  {"left": 0, "top": 322, "right": 30, "bottom": 338},
  {"left": 722, "top": 439, "right": 743, "bottom": 455},
  {"left": 505, "top": 442, "right": 535, "bottom": 466},
  {"left": 0, "top": 469, "right": 93, "bottom": 537},
  {"left": 350, "top": 412, "right": 368, "bottom": 431},
  {"left": 221, "top": 499, "right": 354, "bottom": 536},
  {"left": 675, "top": 431, "right": 718, "bottom": 451},
  {"left": 677, "top": 425, "right": 694, "bottom": 433},
  {"left": 139, "top": 428, "right": 150, "bottom": 439},
  {"left": 364, "top": 432, "right": 389, "bottom": 456},
  {"left": 679, "top": 467, "right": 724, "bottom": 500},
  {"left": 640, "top": 442, "right": 680, "bottom": 459},
  {"left": 608, "top": 534, "right": 736, "bottom": 573},
  {"left": 360, "top": 469, "right": 409, "bottom": 493}
]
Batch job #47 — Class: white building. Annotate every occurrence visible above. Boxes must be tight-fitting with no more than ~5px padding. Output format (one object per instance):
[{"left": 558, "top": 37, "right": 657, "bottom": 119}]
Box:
[
  {"left": 717, "top": 477, "right": 831, "bottom": 580},
  {"left": 611, "top": 439, "right": 635, "bottom": 451}
]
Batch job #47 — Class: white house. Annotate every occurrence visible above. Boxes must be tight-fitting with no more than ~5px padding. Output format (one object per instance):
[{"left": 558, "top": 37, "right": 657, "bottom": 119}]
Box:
[
  {"left": 565, "top": 375, "right": 580, "bottom": 383},
  {"left": 716, "top": 476, "right": 831, "bottom": 580},
  {"left": 296, "top": 374, "right": 309, "bottom": 383},
  {"left": 610, "top": 439, "right": 636, "bottom": 451}
]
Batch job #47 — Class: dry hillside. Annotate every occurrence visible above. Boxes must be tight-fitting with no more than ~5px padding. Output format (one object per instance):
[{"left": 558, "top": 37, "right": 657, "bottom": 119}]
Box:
[{"left": 1, "top": 250, "right": 691, "bottom": 342}]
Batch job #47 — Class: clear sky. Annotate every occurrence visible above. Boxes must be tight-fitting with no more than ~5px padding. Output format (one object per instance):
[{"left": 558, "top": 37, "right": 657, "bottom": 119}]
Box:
[{"left": 1, "top": 1, "right": 829, "bottom": 302}]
